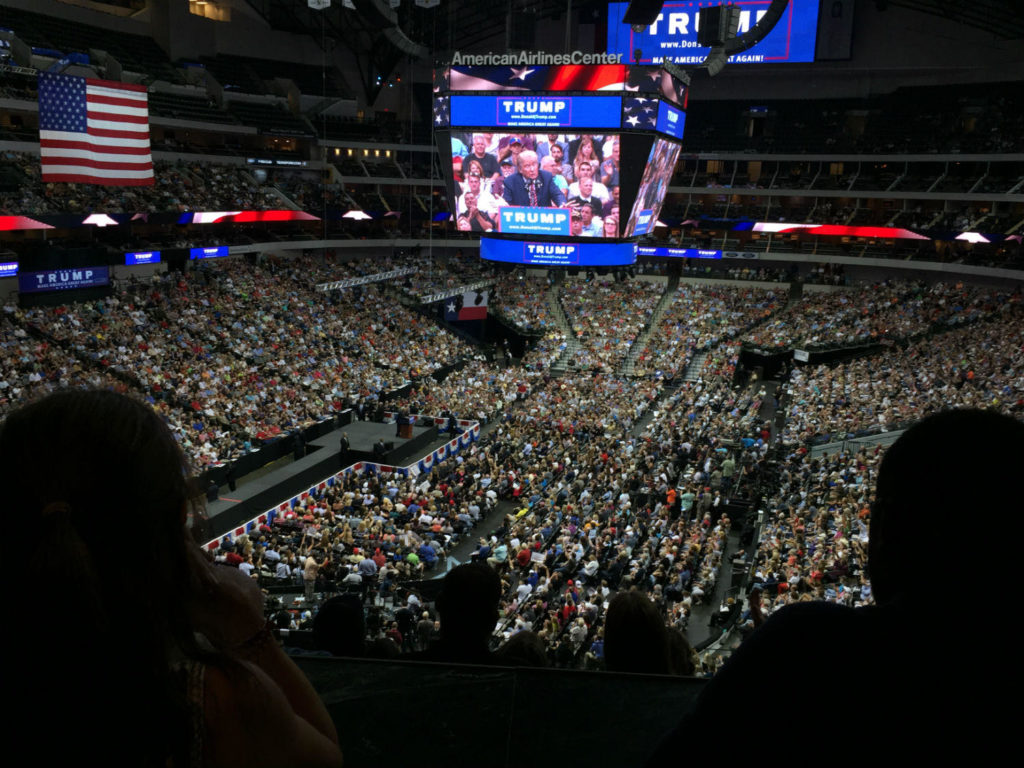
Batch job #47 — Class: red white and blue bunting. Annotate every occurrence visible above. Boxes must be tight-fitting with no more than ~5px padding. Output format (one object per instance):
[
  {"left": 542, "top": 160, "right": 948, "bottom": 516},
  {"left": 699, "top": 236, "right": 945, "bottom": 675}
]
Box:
[{"left": 205, "top": 415, "right": 481, "bottom": 550}]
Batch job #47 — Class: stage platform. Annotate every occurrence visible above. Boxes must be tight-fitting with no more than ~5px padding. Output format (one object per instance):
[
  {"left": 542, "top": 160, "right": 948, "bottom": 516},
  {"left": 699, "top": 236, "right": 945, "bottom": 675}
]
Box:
[{"left": 206, "top": 420, "right": 445, "bottom": 538}]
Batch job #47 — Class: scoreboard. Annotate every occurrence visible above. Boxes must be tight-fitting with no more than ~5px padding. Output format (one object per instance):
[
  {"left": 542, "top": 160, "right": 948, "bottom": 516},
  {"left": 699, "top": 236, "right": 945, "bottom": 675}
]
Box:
[
  {"left": 607, "top": 0, "right": 821, "bottom": 66},
  {"left": 434, "top": 62, "right": 688, "bottom": 265}
]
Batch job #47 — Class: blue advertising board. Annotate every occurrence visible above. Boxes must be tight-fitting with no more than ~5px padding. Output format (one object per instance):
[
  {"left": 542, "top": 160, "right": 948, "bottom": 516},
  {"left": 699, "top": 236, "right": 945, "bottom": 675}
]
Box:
[
  {"left": 450, "top": 95, "right": 623, "bottom": 129},
  {"left": 638, "top": 246, "right": 722, "bottom": 258},
  {"left": 0, "top": 261, "right": 18, "bottom": 277},
  {"left": 481, "top": 238, "right": 637, "bottom": 266},
  {"left": 656, "top": 101, "right": 686, "bottom": 139},
  {"left": 189, "top": 245, "right": 229, "bottom": 260},
  {"left": 498, "top": 206, "right": 572, "bottom": 236},
  {"left": 125, "top": 250, "right": 161, "bottom": 265},
  {"left": 634, "top": 209, "right": 656, "bottom": 235},
  {"left": 19, "top": 266, "right": 110, "bottom": 293},
  {"left": 608, "top": 0, "right": 820, "bottom": 65}
]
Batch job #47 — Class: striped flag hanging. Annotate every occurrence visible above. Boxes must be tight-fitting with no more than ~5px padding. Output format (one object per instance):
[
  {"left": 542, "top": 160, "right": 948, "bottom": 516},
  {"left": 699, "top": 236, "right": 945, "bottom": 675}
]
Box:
[{"left": 37, "top": 72, "right": 154, "bottom": 186}]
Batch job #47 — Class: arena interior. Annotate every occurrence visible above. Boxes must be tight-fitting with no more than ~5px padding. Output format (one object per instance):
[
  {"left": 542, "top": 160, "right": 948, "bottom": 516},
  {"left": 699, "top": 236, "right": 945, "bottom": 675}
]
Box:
[{"left": 2, "top": 0, "right": 1022, "bottom": 764}]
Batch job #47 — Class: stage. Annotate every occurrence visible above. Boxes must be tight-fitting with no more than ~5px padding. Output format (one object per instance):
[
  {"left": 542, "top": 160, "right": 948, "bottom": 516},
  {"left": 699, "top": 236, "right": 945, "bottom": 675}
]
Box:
[{"left": 205, "top": 419, "right": 445, "bottom": 538}]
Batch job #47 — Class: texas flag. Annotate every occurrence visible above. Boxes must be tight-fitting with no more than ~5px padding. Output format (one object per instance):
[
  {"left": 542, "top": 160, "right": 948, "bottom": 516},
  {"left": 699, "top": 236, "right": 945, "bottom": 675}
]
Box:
[{"left": 444, "top": 291, "right": 488, "bottom": 321}]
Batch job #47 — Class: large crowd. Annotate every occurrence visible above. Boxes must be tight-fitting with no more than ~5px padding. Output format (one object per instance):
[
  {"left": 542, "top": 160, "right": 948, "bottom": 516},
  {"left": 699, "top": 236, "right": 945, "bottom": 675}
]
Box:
[
  {"left": 742, "top": 280, "right": 1012, "bottom": 350},
  {"left": 780, "top": 303, "right": 1023, "bottom": 445},
  {"left": 213, "top": 269, "right": 1021, "bottom": 674},
  {"left": 559, "top": 279, "right": 664, "bottom": 372},
  {"left": 0, "top": 152, "right": 283, "bottom": 214},
  {"left": 635, "top": 285, "right": 786, "bottom": 378},
  {"left": 4, "top": 252, "right": 1022, "bottom": 676},
  {"left": 7, "top": 254, "right": 472, "bottom": 467}
]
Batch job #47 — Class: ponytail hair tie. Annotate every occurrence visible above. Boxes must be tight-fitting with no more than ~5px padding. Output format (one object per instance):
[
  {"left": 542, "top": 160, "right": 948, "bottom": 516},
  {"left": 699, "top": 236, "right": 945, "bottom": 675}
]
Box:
[{"left": 41, "top": 502, "right": 72, "bottom": 518}]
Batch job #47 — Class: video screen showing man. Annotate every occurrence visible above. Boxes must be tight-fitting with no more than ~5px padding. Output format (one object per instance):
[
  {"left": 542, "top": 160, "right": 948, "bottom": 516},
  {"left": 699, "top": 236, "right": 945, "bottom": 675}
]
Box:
[
  {"left": 540, "top": 155, "right": 570, "bottom": 198},
  {"left": 502, "top": 150, "right": 566, "bottom": 207},
  {"left": 457, "top": 169, "right": 500, "bottom": 219},
  {"left": 457, "top": 134, "right": 501, "bottom": 181},
  {"left": 624, "top": 138, "right": 682, "bottom": 236},
  {"left": 576, "top": 201, "right": 603, "bottom": 237},
  {"left": 568, "top": 164, "right": 610, "bottom": 207},
  {"left": 445, "top": 131, "right": 627, "bottom": 238}
]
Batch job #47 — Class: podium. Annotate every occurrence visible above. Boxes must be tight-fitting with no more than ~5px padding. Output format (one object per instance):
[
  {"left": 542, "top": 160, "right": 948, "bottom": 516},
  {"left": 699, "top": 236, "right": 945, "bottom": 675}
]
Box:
[{"left": 398, "top": 423, "right": 413, "bottom": 439}]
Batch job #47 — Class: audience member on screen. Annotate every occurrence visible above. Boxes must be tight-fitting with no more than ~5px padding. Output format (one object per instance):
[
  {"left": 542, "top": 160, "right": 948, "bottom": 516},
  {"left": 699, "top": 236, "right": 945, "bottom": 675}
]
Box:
[
  {"left": 568, "top": 161, "right": 611, "bottom": 206},
  {"left": 463, "top": 133, "right": 500, "bottom": 181}
]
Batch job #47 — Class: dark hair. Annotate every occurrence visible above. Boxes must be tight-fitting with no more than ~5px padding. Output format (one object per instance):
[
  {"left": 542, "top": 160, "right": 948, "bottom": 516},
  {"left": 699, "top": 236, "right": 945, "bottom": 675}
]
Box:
[
  {"left": 314, "top": 595, "right": 367, "bottom": 657},
  {"left": 604, "top": 591, "right": 672, "bottom": 675},
  {"left": 870, "top": 408, "right": 1024, "bottom": 605},
  {"left": 3, "top": 390, "right": 207, "bottom": 765},
  {"left": 437, "top": 562, "right": 502, "bottom": 642}
]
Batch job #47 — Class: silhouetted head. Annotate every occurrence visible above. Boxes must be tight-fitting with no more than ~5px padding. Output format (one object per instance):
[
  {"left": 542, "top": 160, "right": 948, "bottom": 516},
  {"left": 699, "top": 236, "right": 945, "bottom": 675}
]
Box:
[
  {"left": 436, "top": 563, "right": 502, "bottom": 650},
  {"left": 3, "top": 389, "right": 200, "bottom": 628},
  {"left": 2, "top": 389, "right": 205, "bottom": 764},
  {"left": 869, "top": 409, "right": 1024, "bottom": 606},
  {"left": 496, "top": 630, "right": 550, "bottom": 668},
  {"left": 314, "top": 595, "right": 366, "bottom": 657},
  {"left": 604, "top": 590, "right": 672, "bottom": 675}
]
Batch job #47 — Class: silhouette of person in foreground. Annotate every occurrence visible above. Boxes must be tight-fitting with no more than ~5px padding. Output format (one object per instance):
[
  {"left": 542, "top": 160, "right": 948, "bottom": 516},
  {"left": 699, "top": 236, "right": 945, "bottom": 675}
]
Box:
[
  {"left": 605, "top": 590, "right": 676, "bottom": 675},
  {"left": 6, "top": 390, "right": 342, "bottom": 766},
  {"left": 412, "top": 563, "right": 501, "bottom": 664},
  {"left": 648, "top": 409, "right": 1023, "bottom": 765}
]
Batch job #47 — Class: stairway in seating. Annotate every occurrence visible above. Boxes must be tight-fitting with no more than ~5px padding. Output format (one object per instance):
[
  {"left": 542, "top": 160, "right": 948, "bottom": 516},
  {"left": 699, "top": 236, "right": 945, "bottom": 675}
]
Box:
[
  {"left": 617, "top": 274, "right": 680, "bottom": 377},
  {"left": 546, "top": 282, "right": 578, "bottom": 377},
  {"left": 682, "top": 349, "right": 709, "bottom": 383}
]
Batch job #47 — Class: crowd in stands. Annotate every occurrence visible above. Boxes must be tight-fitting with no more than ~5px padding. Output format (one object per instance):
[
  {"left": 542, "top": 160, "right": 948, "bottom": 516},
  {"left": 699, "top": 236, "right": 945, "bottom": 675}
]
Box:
[
  {"left": 741, "top": 280, "right": 1011, "bottom": 351},
  {"left": 0, "top": 311, "right": 133, "bottom": 418},
  {"left": 559, "top": 279, "right": 663, "bottom": 372},
  {"left": 3, "top": 243, "right": 1022, "bottom": 679},
  {"left": 490, "top": 273, "right": 558, "bottom": 333},
  {"left": 0, "top": 152, "right": 278, "bottom": 214},
  {"left": 740, "top": 445, "right": 879, "bottom": 624},
  {"left": 780, "top": 303, "right": 1023, "bottom": 444},
  {"left": 205, "top": 272, "right": 788, "bottom": 670},
  {"left": 634, "top": 285, "right": 786, "bottom": 378},
  {"left": 206, "top": 265, "right": 1022, "bottom": 675},
  {"left": 7, "top": 254, "right": 472, "bottom": 466}
]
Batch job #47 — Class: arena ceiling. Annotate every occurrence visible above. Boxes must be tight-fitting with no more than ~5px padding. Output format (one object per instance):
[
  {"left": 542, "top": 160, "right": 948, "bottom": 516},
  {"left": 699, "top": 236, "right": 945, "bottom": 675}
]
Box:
[
  {"left": 245, "top": 0, "right": 1022, "bottom": 102},
  {"left": 252, "top": 0, "right": 1023, "bottom": 53},
  {"left": 882, "top": 1, "right": 1024, "bottom": 40}
]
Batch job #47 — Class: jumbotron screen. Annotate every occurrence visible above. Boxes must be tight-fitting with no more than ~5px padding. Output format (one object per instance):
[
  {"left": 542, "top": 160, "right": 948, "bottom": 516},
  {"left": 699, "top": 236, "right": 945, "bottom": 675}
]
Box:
[
  {"left": 436, "top": 71, "right": 685, "bottom": 241},
  {"left": 608, "top": 0, "right": 821, "bottom": 65},
  {"left": 446, "top": 132, "right": 630, "bottom": 237}
]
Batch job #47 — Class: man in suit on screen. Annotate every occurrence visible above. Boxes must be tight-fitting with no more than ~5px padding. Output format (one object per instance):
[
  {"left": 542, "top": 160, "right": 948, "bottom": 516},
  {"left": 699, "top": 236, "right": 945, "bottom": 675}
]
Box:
[{"left": 502, "top": 151, "right": 566, "bottom": 208}]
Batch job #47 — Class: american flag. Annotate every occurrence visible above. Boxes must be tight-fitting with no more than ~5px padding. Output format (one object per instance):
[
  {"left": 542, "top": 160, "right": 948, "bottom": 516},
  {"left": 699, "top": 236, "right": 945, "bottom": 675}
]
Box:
[
  {"left": 432, "top": 96, "right": 450, "bottom": 127},
  {"left": 622, "top": 97, "right": 658, "bottom": 130},
  {"left": 449, "top": 64, "right": 629, "bottom": 93},
  {"left": 38, "top": 72, "right": 154, "bottom": 186}
]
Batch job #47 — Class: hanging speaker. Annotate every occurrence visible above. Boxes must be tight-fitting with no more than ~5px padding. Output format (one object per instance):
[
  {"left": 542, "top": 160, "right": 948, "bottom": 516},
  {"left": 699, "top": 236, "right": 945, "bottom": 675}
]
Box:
[
  {"left": 697, "top": 5, "right": 741, "bottom": 48},
  {"left": 622, "top": 0, "right": 665, "bottom": 27}
]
